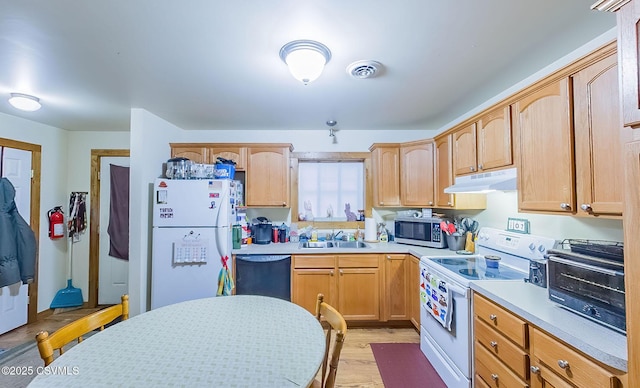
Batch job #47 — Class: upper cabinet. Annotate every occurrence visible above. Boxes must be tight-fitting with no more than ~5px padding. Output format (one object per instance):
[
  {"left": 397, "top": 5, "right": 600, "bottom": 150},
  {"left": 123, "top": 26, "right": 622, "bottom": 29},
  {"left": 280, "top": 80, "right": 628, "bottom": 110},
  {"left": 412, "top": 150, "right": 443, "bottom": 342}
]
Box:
[
  {"left": 208, "top": 146, "right": 247, "bottom": 170},
  {"left": 572, "top": 52, "right": 626, "bottom": 217},
  {"left": 400, "top": 140, "right": 435, "bottom": 207},
  {"left": 434, "top": 135, "right": 454, "bottom": 208},
  {"left": 452, "top": 123, "right": 478, "bottom": 176},
  {"left": 477, "top": 105, "right": 513, "bottom": 171},
  {"left": 246, "top": 145, "right": 292, "bottom": 207},
  {"left": 171, "top": 144, "right": 209, "bottom": 163},
  {"left": 452, "top": 106, "right": 513, "bottom": 177},
  {"left": 617, "top": 0, "right": 640, "bottom": 128},
  {"left": 512, "top": 78, "right": 575, "bottom": 213},
  {"left": 369, "top": 144, "right": 401, "bottom": 207}
]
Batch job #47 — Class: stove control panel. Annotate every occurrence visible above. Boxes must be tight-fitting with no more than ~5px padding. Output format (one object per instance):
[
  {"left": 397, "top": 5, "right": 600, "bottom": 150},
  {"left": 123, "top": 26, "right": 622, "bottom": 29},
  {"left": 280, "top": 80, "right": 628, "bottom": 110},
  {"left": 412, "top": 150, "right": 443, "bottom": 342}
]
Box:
[{"left": 476, "top": 227, "right": 556, "bottom": 261}]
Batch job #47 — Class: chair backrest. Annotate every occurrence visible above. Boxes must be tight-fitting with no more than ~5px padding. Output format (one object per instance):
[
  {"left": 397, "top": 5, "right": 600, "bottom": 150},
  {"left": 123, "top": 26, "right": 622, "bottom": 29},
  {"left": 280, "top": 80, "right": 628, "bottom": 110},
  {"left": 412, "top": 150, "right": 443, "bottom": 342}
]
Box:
[
  {"left": 315, "top": 293, "right": 347, "bottom": 388},
  {"left": 36, "top": 294, "right": 129, "bottom": 366}
]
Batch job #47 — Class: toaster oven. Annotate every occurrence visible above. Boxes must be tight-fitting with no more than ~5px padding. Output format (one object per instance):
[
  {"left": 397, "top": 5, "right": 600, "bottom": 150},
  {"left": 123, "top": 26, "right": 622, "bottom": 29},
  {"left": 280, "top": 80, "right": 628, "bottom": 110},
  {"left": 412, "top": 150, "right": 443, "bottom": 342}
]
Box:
[
  {"left": 547, "top": 249, "right": 625, "bottom": 333},
  {"left": 394, "top": 216, "right": 447, "bottom": 248}
]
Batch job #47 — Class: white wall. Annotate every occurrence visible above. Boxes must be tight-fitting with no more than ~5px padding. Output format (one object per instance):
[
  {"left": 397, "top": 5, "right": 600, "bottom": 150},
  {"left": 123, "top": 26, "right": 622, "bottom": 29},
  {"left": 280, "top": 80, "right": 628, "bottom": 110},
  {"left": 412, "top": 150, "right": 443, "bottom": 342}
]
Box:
[
  {"left": 65, "top": 131, "right": 130, "bottom": 306},
  {"left": 452, "top": 191, "right": 623, "bottom": 242},
  {"left": 0, "top": 113, "right": 130, "bottom": 313},
  {"left": 0, "top": 113, "right": 70, "bottom": 312}
]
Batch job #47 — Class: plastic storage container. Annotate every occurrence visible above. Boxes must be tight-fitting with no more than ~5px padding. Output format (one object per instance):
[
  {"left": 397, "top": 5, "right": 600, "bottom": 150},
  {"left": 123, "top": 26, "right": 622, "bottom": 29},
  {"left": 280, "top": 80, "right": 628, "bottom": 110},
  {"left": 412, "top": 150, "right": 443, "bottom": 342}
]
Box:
[{"left": 214, "top": 164, "right": 235, "bottom": 179}]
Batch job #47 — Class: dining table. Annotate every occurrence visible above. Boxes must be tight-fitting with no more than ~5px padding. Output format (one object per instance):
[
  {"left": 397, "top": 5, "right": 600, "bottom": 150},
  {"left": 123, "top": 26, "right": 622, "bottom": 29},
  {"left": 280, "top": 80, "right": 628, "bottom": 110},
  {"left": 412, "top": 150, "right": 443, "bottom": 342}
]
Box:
[{"left": 28, "top": 295, "right": 326, "bottom": 387}]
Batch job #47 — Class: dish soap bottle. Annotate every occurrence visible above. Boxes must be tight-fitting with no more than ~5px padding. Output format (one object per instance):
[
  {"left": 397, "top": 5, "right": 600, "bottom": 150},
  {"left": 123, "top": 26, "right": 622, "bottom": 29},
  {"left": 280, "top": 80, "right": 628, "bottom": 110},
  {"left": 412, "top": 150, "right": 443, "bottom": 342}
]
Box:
[{"left": 379, "top": 228, "right": 388, "bottom": 242}]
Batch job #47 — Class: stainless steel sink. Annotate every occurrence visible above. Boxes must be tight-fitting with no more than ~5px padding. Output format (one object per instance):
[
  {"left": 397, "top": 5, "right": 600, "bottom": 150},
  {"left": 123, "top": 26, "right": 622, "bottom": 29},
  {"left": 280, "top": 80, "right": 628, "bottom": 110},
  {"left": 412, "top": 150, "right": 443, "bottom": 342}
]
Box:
[
  {"left": 298, "top": 241, "right": 335, "bottom": 248},
  {"left": 298, "top": 241, "right": 369, "bottom": 249},
  {"left": 333, "top": 241, "right": 369, "bottom": 248}
]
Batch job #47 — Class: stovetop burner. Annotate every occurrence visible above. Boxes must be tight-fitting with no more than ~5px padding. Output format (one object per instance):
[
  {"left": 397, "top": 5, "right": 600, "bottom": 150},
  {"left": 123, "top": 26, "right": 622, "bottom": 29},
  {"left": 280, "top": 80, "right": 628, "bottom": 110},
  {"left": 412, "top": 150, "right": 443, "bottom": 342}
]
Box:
[
  {"left": 432, "top": 258, "right": 470, "bottom": 266},
  {"left": 427, "top": 255, "right": 527, "bottom": 282}
]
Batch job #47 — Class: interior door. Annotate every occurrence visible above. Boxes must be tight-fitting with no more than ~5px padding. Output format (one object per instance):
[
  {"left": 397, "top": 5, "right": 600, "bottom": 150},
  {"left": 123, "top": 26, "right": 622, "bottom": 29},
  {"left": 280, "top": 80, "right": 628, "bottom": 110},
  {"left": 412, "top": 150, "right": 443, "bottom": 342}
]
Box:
[
  {"left": 0, "top": 147, "right": 31, "bottom": 334},
  {"left": 98, "top": 157, "right": 130, "bottom": 304}
]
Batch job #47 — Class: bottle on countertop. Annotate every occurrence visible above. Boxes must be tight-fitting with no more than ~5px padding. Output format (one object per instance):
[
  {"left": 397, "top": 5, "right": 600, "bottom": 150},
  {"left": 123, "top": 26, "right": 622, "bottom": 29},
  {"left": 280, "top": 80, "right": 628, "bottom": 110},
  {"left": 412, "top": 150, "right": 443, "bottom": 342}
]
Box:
[{"left": 379, "top": 228, "right": 388, "bottom": 242}]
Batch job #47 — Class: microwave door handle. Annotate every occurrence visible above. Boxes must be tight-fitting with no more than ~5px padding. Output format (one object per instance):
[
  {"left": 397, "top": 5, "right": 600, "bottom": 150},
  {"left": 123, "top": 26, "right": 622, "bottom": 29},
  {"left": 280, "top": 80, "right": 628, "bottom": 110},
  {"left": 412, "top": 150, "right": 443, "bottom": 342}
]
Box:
[{"left": 549, "top": 256, "right": 623, "bottom": 276}]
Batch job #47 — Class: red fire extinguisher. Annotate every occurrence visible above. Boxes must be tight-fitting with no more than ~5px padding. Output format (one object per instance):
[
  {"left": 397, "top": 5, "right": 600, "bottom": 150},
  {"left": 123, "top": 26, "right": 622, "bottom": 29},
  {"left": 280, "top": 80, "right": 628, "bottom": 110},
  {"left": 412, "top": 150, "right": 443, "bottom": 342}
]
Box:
[{"left": 48, "top": 206, "right": 65, "bottom": 239}]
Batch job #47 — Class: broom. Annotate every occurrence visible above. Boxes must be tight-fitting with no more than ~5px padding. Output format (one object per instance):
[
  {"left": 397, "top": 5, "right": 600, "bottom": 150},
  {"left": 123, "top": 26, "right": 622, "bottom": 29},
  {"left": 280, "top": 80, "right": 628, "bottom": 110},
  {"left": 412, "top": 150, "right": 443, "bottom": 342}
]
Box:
[{"left": 50, "top": 195, "right": 84, "bottom": 310}]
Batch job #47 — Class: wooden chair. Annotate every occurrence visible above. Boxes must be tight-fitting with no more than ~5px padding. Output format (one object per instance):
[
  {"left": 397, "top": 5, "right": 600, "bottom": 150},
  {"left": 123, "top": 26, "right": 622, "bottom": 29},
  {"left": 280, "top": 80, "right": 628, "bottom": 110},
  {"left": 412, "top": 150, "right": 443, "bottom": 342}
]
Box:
[
  {"left": 313, "top": 293, "right": 347, "bottom": 388},
  {"left": 36, "top": 294, "right": 129, "bottom": 366}
]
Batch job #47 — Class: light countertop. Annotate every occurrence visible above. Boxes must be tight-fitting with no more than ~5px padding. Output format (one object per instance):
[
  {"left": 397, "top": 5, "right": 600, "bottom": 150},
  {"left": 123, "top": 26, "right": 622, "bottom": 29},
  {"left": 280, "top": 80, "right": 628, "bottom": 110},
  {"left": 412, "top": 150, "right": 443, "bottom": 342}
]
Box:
[
  {"left": 232, "top": 241, "right": 628, "bottom": 372},
  {"left": 470, "top": 280, "right": 627, "bottom": 372},
  {"left": 232, "top": 241, "right": 461, "bottom": 258}
]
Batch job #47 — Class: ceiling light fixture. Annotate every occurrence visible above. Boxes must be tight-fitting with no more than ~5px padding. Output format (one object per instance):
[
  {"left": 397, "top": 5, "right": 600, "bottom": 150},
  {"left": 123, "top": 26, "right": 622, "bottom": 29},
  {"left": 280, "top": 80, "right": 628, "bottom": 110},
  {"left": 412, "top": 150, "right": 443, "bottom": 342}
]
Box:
[
  {"left": 279, "top": 40, "right": 331, "bottom": 85},
  {"left": 8, "top": 93, "right": 41, "bottom": 111}
]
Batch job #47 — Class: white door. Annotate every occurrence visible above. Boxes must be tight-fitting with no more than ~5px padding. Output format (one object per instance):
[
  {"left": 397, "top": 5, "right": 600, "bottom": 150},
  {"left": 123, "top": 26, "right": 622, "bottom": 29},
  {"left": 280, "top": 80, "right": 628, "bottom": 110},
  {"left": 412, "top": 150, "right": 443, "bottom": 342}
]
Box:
[
  {"left": 98, "top": 157, "right": 130, "bottom": 304},
  {"left": 0, "top": 147, "right": 31, "bottom": 335}
]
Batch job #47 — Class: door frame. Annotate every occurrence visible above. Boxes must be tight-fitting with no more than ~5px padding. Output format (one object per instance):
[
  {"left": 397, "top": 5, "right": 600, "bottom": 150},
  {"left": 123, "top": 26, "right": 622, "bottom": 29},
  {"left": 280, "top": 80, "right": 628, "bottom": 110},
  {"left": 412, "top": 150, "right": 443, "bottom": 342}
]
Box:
[
  {"left": 89, "top": 149, "right": 130, "bottom": 308},
  {"left": 0, "top": 137, "right": 41, "bottom": 323}
]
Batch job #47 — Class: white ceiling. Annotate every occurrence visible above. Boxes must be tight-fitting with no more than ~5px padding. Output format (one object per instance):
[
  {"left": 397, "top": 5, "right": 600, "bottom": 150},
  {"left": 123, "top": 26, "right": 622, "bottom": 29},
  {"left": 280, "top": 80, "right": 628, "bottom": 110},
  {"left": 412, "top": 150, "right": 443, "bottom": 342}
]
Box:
[{"left": 0, "top": 1, "right": 615, "bottom": 132}]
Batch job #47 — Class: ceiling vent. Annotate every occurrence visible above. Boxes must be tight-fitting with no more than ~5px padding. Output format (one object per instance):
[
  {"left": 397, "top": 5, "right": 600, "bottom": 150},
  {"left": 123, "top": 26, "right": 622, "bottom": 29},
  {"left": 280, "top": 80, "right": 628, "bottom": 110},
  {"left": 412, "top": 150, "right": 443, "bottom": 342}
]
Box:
[{"left": 347, "top": 60, "right": 383, "bottom": 79}]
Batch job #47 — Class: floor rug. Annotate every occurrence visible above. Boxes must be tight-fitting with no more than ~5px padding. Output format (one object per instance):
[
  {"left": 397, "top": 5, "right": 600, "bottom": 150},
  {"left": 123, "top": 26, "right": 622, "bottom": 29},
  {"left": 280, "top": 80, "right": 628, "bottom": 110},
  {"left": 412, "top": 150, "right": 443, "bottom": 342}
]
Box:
[{"left": 371, "top": 343, "right": 446, "bottom": 388}]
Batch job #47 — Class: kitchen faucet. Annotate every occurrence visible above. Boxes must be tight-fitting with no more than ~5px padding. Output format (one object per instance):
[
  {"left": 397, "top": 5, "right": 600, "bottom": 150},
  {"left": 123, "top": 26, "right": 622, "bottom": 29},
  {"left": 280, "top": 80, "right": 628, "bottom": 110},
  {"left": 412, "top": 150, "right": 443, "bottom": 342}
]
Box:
[{"left": 331, "top": 230, "right": 344, "bottom": 241}]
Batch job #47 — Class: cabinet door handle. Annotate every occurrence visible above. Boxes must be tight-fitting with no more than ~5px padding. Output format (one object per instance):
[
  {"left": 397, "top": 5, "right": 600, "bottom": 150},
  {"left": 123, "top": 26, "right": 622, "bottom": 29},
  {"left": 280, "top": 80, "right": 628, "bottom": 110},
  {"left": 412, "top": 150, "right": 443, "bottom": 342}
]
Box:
[
  {"left": 428, "top": 201, "right": 433, "bottom": 206},
  {"left": 386, "top": 255, "right": 391, "bottom": 260},
  {"left": 339, "top": 269, "right": 344, "bottom": 275},
  {"left": 490, "top": 341, "right": 498, "bottom": 348},
  {"left": 491, "top": 374, "right": 498, "bottom": 381},
  {"left": 557, "top": 360, "right": 570, "bottom": 369},
  {"left": 581, "top": 203, "right": 592, "bottom": 212},
  {"left": 282, "top": 202, "right": 287, "bottom": 207},
  {"left": 560, "top": 203, "right": 571, "bottom": 210},
  {"left": 489, "top": 314, "right": 497, "bottom": 321},
  {"left": 478, "top": 164, "right": 483, "bottom": 170},
  {"left": 330, "top": 270, "right": 334, "bottom": 276},
  {"left": 530, "top": 366, "right": 540, "bottom": 374},
  {"left": 380, "top": 202, "right": 384, "bottom": 205},
  {"left": 447, "top": 201, "right": 453, "bottom": 206},
  {"left": 470, "top": 166, "right": 475, "bottom": 171}
]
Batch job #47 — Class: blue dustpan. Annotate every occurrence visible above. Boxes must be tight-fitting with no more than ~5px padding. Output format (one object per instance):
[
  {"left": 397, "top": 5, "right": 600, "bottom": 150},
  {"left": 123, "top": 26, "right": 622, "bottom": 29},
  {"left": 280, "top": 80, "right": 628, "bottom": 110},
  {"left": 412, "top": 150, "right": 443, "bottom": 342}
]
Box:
[{"left": 50, "top": 279, "right": 84, "bottom": 308}]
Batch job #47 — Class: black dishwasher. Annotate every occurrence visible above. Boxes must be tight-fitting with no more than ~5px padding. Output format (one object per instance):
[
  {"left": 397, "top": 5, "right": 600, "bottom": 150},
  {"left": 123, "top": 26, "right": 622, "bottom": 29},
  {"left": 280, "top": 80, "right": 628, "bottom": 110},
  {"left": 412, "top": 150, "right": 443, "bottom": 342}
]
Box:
[{"left": 235, "top": 255, "right": 291, "bottom": 301}]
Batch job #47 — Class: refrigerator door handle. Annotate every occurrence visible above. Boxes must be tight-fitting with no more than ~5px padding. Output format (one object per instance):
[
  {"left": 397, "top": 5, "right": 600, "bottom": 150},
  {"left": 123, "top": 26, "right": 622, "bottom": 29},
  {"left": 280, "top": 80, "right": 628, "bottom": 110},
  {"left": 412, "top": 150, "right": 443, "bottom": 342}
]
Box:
[{"left": 215, "top": 186, "right": 230, "bottom": 258}]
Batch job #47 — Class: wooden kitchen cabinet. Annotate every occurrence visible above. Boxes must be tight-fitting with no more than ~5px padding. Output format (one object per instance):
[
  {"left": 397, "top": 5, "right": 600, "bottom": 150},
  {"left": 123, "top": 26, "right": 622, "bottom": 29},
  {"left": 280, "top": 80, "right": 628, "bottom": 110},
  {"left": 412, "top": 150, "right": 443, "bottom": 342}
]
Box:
[
  {"left": 512, "top": 78, "right": 575, "bottom": 213},
  {"left": 617, "top": 0, "right": 640, "bottom": 128},
  {"left": 477, "top": 105, "right": 513, "bottom": 171},
  {"left": 452, "top": 105, "right": 513, "bottom": 177},
  {"left": 170, "top": 144, "right": 209, "bottom": 163},
  {"left": 572, "top": 52, "right": 626, "bottom": 217},
  {"left": 383, "top": 254, "right": 409, "bottom": 321},
  {"left": 246, "top": 145, "right": 292, "bottom": 207},
  {"left": 435, "top": 135, "right": 454, "bottom": 208},
  {"left": 434, "top": 134, "right": 486, "bottom": 209},
  {"left": 452, "top": 122, "right": 478, "bottom": 176},
  {"left": 473, "top": 292, "right": 627, "bottom": 388},
  {"left": 530, "top": 328, "right": 623, "bottom": 388},
  {"left": 369, "top": 144, "right": 401, "bottom": 207},
  {"left": 400, "top": 139, "right": 435, "bottom": 207},
  {"left": 207, "top": 146, "right": 247, "bottom": 170},
  {"left": 409, "top": 255, "right": 420, "bottom": 329},
  {"left": 292, "top": 254, "right": 380, "bottom": 321}
]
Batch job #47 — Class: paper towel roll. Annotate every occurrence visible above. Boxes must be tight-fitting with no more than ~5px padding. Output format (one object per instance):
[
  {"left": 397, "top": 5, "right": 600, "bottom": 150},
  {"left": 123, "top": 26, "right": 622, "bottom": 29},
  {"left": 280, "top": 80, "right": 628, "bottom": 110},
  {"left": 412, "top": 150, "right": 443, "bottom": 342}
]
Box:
[{"left": 364, "top": 218, "right": 378, "bottom": 242}]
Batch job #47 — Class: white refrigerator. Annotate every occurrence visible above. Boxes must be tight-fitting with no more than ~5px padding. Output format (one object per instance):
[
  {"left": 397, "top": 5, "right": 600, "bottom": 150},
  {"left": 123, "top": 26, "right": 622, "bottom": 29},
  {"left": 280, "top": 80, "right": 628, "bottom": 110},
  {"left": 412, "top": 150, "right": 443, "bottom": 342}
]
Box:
[{"left": 151, "top": 178, "right": 236, "bottom": 309}]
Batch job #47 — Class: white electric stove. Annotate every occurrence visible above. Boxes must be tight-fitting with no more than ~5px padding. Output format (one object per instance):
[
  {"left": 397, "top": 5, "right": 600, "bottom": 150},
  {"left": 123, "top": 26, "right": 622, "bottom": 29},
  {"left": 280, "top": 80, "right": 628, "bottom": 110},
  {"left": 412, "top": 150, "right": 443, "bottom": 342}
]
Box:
[{"left": 419, "top": 227, "right": 556, "bottom": 388}]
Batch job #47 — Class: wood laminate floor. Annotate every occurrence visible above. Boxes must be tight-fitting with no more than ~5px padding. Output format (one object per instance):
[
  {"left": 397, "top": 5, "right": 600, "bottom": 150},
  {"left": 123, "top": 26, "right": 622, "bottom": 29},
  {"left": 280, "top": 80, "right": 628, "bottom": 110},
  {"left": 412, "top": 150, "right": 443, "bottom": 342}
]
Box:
[{"left": 0, "top": 309, "right": 421, "bottom": 387}]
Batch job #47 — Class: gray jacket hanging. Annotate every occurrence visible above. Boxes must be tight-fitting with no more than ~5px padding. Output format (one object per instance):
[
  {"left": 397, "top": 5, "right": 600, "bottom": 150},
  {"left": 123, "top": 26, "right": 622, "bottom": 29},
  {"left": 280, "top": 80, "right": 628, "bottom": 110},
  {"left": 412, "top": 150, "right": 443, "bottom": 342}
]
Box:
[{"left": 0, "top": 178, "right": 37, "bottom": 288}]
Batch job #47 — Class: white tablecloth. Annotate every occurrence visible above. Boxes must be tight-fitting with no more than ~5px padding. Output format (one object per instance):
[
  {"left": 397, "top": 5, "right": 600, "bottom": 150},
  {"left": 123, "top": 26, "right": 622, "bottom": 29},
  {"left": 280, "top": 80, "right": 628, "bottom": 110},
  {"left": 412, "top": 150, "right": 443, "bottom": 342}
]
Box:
[{"left": 29, "top": 295, "right": 326, "bottom": 387}]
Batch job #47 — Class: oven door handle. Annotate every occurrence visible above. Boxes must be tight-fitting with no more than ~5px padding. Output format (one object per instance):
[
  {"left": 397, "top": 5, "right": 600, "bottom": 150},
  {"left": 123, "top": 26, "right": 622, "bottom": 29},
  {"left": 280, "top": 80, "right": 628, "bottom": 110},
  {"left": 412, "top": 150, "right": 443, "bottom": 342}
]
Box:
[
  {"left": 549, "top": 256, "right": 624, "bottom": 276},
  {"left": 445, "top": 281, "right": 469, "bottom": 298}
]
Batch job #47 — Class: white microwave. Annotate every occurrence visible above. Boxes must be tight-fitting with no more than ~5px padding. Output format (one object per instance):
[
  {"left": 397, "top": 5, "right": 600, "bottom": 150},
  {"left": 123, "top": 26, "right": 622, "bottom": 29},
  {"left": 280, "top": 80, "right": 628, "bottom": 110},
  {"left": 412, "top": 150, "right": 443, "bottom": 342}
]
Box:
[{"left": 394, "top": 216, "right": 447, "bottom": 248}]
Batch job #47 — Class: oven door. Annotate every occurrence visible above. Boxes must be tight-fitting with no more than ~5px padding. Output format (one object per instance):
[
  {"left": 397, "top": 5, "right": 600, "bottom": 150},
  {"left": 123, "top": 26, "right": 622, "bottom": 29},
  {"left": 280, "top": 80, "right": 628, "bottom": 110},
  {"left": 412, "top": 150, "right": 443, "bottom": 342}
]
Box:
[{"left": 419, "top": 262, "right": 471, "bottom": 386}]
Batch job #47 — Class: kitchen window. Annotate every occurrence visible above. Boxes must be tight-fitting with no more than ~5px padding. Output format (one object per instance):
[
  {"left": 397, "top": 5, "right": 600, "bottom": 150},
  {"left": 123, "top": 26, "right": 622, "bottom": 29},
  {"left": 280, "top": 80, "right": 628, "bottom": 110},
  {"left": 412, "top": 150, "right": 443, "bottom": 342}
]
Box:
[{"left": 291, "top": 152, "right": 371, "bottom": 228}]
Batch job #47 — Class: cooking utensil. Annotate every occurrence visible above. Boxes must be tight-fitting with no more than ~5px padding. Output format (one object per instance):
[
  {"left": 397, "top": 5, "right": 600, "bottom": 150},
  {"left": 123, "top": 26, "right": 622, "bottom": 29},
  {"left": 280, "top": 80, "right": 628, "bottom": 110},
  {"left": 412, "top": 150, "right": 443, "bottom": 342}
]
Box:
[
  {"left": 447, "top": 222, "right": 456, "bottom": 235},
  {"left": 440, "top": 221, "right": 450, "bottom": 235}
]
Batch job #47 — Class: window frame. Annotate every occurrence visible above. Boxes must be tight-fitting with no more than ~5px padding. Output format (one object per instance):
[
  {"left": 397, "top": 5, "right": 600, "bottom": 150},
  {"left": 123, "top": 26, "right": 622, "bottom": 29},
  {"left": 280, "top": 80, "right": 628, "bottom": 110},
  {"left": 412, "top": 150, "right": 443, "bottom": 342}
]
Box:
[{"left": 291, "top": 152, "right": 372, "bottom": 229}]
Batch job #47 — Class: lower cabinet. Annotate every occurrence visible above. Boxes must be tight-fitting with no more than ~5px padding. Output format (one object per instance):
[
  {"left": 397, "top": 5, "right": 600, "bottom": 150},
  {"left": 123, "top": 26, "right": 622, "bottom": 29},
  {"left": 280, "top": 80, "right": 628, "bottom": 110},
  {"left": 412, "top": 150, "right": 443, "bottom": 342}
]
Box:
[
  {"left": 473, "top": 293, "right": 627, "bottom": 388},
  {"left": 292, "top": 254, "right": 380, "bottom": 320},
  {"left": 383, "top": 254, "right": 409, "bottom": 321}
]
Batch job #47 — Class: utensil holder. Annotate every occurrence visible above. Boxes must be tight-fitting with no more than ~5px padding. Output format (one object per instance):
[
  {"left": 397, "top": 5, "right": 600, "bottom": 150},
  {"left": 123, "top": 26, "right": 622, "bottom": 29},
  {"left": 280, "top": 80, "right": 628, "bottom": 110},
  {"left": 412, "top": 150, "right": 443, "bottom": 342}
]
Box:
[{"left": 446, "top": 234, "right": 466, "bottom": 251}]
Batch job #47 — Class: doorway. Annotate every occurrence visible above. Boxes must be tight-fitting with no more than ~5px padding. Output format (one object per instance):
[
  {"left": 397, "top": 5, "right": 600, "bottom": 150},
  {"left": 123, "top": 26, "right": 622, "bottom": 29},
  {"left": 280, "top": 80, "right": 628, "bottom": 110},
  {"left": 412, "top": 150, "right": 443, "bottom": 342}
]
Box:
[
  {"left": 88, "top": 149, "right": 129, "bottom": 307},
  {"left": 0, "top": 137, "right": 41, "bottom": 325}
]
